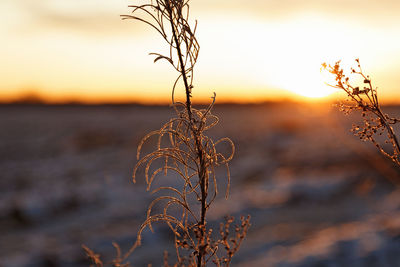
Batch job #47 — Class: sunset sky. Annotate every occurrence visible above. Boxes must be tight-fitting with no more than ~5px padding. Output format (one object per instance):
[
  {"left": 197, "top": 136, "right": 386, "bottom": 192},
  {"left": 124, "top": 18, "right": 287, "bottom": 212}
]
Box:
[{"left": 1, "top": 0, "right": 400, "bottom": 103}]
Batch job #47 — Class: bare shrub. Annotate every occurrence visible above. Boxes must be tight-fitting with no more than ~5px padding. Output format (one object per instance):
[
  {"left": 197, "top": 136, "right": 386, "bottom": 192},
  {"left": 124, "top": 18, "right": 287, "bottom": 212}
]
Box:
[
  {"left": 84, "top": 1, "right": 250, "bottom": 266},
  {"left": 322, "top": 59, "right": 400, "bottom": 167}
]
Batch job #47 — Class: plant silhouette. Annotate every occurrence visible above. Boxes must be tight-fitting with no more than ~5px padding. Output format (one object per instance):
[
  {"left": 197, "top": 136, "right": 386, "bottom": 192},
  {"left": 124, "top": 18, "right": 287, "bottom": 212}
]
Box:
[
  {"left": 84, "top": 1, "right": 250, "bottom": 266},
  {"left": 323, "top": 59, "right": 400, "bottom": 167}
]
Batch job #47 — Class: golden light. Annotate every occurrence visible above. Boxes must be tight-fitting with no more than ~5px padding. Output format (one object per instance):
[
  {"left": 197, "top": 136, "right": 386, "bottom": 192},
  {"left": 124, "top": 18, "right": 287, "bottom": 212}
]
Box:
[
  {"left": 194, "top": 14, "right": 368, "bottom": 101},
  {"left": 2, "top": 1, "right": 400, "bottom": 103},
  {"left": 251, "top": 15, "right": 360, "bottom": 100},
  {"left": 277, "top": 61, "right": 337, "bottom": 99}
]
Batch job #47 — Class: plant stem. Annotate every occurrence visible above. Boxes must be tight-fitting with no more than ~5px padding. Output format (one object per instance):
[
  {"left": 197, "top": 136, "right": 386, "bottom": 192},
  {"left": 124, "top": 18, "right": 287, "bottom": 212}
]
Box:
[
  {"left": 166, "top": 3, "right": 193, "bottom": 122},
  {"left": 376, "top": 108, "right": 400, "bottom": 160},
  {"left": 166, "top": 2, "right": 207, "bottom": 266}
]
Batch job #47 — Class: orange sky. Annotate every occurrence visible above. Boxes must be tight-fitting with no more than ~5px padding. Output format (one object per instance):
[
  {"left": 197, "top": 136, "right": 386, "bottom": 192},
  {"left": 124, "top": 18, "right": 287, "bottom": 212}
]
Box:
[{"left": 1, "top": 0, "right": 400, "bottom": 104}]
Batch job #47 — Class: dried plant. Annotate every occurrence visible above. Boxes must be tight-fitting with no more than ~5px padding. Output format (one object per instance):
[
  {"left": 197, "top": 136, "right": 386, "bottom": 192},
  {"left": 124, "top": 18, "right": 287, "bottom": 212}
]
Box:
[
  {"left": 84, "top": 1, "right": 250, "bottom": 266},
  {"left": 322, "top": 59, "right": 400, "bottom": 167}
]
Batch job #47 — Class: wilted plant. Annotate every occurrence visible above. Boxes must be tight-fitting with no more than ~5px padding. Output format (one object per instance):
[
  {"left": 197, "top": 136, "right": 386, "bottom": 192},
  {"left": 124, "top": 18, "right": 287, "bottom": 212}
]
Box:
[
  {"left": 84, "top": 1, "right": 250, "bottom": 266},
  {"left": 322, "top": 59, "right": 400, "bottom": 167}
]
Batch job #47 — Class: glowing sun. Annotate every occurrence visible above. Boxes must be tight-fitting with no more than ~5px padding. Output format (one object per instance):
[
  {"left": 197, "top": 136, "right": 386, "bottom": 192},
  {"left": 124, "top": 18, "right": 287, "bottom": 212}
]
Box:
[
  {"left": 281, "top": 66, "right": 337, "bottom": 98},
  {"left": 246, "top": 15, "right": 357, "bottom": 100}
]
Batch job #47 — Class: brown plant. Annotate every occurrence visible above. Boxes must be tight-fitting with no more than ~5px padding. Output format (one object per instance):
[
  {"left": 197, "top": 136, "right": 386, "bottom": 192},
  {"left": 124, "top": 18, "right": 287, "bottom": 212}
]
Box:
[
  {"left": 322, "top": 59, "right": 400, "bottom": 167},
  {"left": 84, "top": 1, "right": 250, "bottom": 266}
]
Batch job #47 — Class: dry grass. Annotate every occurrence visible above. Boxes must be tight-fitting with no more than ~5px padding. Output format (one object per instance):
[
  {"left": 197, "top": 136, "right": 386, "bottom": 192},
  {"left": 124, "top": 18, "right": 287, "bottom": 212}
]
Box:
[
  {"left": 84, "top": 1, "right": 250, "bottom": 266},
  {"left": 322, "top": 59, "right": 400, "bottom": 167}
]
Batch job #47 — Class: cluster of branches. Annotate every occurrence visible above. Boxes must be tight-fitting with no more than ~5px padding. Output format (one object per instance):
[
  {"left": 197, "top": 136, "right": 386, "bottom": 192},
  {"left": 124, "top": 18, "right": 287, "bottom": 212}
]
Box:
[
  {"left": 121, "top": 0, "right": 199, "bottom": 109},
  {"left": 84, "top": 1, "right": 250, "bottom": 266},
  {"left": 129, "top": 100, "right": 250, "bottom": 267},
  {"left": 322, "top": 59, "right": 400, "bottom": 167}
]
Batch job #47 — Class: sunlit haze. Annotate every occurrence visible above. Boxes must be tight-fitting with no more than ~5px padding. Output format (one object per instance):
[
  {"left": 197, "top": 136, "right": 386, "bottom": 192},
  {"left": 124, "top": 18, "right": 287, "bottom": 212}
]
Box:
[{"left": 1, "top": 0, "right": 400, "bottom": 103}]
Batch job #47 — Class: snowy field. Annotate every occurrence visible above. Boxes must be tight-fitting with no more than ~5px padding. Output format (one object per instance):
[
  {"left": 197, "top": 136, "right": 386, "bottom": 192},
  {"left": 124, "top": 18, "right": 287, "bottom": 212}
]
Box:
[{"left": 1, "top": 103, "right": 400, "bottom": 267}]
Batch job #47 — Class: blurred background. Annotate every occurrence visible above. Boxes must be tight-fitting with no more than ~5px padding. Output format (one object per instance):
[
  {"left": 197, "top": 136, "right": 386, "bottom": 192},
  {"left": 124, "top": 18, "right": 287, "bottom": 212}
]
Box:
[
  {"left": 2, "top": 103, "right": 400, "bottom": 266},
  {"left": 2, "top": 0, "right": 400, "bottom": 266},
  {"left": 1, "top": 0, "right": 400, "bottom": 103}
]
